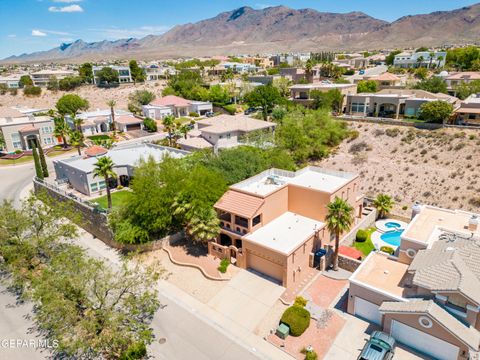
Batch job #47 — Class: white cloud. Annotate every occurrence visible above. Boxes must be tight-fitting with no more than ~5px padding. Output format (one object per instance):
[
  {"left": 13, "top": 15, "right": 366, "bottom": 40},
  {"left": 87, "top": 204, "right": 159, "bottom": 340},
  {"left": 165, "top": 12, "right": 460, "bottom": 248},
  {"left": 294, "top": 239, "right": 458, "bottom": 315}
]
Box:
[
  {"left": 52, "top": 0, "right": 82, "bottom": 2},
  {"left": 32, "top": 29, "right": 47, "bottom": 37},
  {"left": 7, "top": 34, "right": 17, "bottom": 38},
  {"left": 48, "top": 4, "right": 83, "bottom": 12},
  {"left": 89, "top": 25, "right": 171, "bottom": 39}
]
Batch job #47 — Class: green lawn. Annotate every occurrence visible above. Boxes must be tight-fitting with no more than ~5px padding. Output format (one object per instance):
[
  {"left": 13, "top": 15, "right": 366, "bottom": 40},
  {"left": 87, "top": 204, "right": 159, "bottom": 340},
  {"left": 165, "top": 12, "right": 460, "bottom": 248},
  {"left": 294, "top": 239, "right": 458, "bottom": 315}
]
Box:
[
  {"left": 47, "top": 149, "right": 77, "bottom": 157},
  {"left": 92, "top": 190, "right": 132, "bottom": 210},
  {"left": 88, "top": 135, "right": 111, "bottom": 141},
  {"left": 353, "top": 227, "right": 376, "bottom": 258},
  {"left": 0, "top": 155, "right": 34, "bottom": 166}
]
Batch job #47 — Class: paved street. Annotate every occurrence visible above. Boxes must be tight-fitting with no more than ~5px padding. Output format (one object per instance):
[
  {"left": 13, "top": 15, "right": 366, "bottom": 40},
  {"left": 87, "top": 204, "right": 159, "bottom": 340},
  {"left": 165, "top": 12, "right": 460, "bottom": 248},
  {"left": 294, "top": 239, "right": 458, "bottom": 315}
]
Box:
[{"left": 0, "top": 162, "right": 292, "bottom": 360}]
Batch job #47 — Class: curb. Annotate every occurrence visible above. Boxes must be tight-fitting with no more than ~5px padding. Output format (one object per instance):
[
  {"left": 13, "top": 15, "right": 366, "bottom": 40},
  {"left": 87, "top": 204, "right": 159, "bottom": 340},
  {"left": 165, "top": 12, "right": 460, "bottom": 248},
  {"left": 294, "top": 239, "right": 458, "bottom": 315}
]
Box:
[{"left": 162, "top": 247, "right": 230, "bottom": 281}]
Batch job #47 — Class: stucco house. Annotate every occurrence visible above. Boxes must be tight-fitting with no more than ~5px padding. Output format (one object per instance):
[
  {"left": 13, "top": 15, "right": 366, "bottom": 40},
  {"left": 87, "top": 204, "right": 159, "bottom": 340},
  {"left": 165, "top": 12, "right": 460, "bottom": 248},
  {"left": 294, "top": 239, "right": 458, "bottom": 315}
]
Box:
[
  {"left": 209, "top": 167, "right": 364, "bottom": 288},
  {"left": 92, "top": 66, "right": 132, "bottom": 84},
  {"left": 30, "top": 69, "right": 76, "bottom": 87},
  {"left": 177, "top": 114, "right": 276, "bottom": 151},
  {"left": 348, "top": 204, "right": 480, "bottom": 360},
  {"left": 445, "top": 72, "right": 480, "bottom": 96},
  {"left": 142, "top": 95, "right": 212, "bottom": 119},
  {"left": 68, "top": 109, "right": 134, "bottom": 136},
  {"left": 394, "top": 51, "right": 446, "bottom": 69},
  {"left": 346, "top": 89, "right": 458, "bottom": 119},
  {"left": 454, "top": 94, "right": 480, "bottom": 126},
  {"left": 0, "top": 107, "right": 59, "bottom": 153},
  {"left": 53, "top": 143, "right": 188, "bottom": 196},
  {"left": 289, "top": 83, "right": 357, "bottom": 109}
]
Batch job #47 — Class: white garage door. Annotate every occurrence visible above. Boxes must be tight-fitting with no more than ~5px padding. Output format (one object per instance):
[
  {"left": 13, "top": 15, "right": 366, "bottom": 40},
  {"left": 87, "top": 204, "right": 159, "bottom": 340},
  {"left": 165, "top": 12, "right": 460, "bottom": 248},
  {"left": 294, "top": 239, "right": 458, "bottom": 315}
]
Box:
[
  {"left": 354, "top": 297, "right": 382, "bottom": 325},
  {"left": 247, "top": 252, "right": 283, "bottom": 285},
  {"left": 391, "top": 320, "right": 459, "bottom": 360}
]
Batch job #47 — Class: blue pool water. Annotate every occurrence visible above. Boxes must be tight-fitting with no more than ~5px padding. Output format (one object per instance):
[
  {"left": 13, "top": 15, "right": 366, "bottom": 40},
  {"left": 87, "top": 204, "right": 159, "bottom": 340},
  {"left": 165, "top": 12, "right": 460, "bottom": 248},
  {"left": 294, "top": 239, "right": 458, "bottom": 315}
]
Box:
[
  {"left": 385, "top": 222, "right": 402, "bottom": 229},
  {"left": 380, "top": 230, "right": 404, "bottom": 247}
]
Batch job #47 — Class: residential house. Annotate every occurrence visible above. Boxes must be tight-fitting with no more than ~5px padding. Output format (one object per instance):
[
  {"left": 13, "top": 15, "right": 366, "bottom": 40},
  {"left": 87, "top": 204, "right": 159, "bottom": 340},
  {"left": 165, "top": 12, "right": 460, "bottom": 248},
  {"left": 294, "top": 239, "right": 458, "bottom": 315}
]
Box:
[
  {"left": 444, "top": 72, "right": 480, "bottom": 96},
  {"left": 0, "top": 74, "right": 23, "bottom": 89},
  {"left": 0, "top": 107, "right": 59, "bottom": 152},
  {"left": 290, "top": 82, "right": 357, "bottom": 109},
  {"left": 53, "top": 143, "right": 188, "bottom": 196},
  {"left": 348, "top": 204, "right": 480, "bottom": 360},
  {"left": 346, "top": 89, "right": 458, "bottom": 119},
  {"left": 221, "top": 62, "right": 257, "bottom": 73},
  {"left": 142, "top": 95, "right": 212, "bottom": 119},
  {"left": 354, "top": 72, "right": 402, "bottom": 89},
  {"left": 177, "top": 114, "right": 276, "bottom": 151},
  {"left": 30, "top": 69, "right": 76, "bottom": 87},
  {"left": 454, "top": 94, "right": 480, "bottom": 126},
  {"left": 92, "top": 66, "right": 132, "bottom": 84},
  {"left": 242, "top": 57, "right": 274, "bottom": 69},
  {"left": 67, "top": 109, "right": 134, "bottom": 136},
  {"left": 209, "top": 167, "right": 364, "bottom": 288},
  {"left": 394, "top": 51, "right": 447, "bottom": 69},
  {"left": 143, "top": 65, "right": 177, "bottom": 81}
]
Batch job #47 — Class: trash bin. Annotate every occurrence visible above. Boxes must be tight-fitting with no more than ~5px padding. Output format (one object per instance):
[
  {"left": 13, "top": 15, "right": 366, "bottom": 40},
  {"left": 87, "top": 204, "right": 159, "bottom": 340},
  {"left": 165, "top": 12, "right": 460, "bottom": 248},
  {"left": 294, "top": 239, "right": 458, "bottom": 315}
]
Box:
[{"left": 276, "top": 323, "right": 289, "bottom": 339}]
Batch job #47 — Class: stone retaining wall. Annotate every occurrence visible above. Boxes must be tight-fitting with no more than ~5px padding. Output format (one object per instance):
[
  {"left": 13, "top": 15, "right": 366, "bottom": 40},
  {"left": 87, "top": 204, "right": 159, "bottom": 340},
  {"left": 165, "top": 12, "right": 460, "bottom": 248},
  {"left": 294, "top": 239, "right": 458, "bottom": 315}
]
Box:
[
  {"left": 33, "top": 177, "right": 182, "bottom": 252},
  {"left": 338, "top": 254, "right": 362, "bottom": 272}
]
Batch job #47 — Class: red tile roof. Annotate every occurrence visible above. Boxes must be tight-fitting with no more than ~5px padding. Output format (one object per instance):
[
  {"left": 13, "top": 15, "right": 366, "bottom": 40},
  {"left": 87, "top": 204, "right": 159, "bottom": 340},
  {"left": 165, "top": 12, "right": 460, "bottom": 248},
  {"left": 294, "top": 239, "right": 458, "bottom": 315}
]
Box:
[
  {"left": 214, "top": 190, "right": 264, "bottom": 219},
  {"left": 19, "top": 124, "right": 39, "bottom": 132},
  {"left": 338, "top": 246, "right": 363, "bottom": 260},
  {"left": 84, "top": 145, "right": 108, "bottom": 157},
  {"left": 114, "top": 115, "right": 142, "bottom": 125},
  {"left": 150, "top": 95, "right": 191, "bottom": 107}
]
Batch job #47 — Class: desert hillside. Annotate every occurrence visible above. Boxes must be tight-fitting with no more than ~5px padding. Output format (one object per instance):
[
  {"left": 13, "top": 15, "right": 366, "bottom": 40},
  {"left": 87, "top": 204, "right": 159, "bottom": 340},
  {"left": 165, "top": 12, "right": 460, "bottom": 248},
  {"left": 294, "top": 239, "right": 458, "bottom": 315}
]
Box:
[{"left": 320, "top": 122, "right": 480, "bottom": 216}]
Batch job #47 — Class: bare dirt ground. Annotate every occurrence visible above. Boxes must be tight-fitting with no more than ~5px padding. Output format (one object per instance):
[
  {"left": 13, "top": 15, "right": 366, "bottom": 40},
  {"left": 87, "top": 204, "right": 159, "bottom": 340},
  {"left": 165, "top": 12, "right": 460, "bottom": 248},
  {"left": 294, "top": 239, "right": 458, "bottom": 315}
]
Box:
[
  {"left": 319, "top": 121, "right": 480, "bottom": 217},
  {"left": 0, "top": 81, "right": 166, "bottom": 111}
]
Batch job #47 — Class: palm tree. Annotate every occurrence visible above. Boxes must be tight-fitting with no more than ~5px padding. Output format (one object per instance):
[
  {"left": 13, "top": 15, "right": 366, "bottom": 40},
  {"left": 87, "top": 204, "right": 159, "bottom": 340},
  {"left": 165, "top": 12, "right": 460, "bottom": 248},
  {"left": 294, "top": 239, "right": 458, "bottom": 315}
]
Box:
[
  {"left": 106, "top": 99, "right": 117, "bottom": 135},
  {"left": 416, "top": 56, "right": 425, "bottom": 69},
  {"left": 437, "top": 55, "right": 444, "bottom": 69},
  {"left": 326, "top": 197, "right": 354, "bottom": 271},
  {"left": 53, "top": 116, "right": 70, "bottom": 148},
  {"left": 428, "top": 52, "right": 435, "bottom": 69},
  {"left": 186, "top": 209, "right": 220, "bottom": 245},
  {"left": 162, "top": 115, "right": 176, "bottom": 147},
  {"left": 93, "top": 156, "right": 117, "bottom": 209},
  {"left": 179, "top": 124, "right": 190, "bottom": 139},
  {"left": 73, "top": 117, "right": 84, "bottom": 137},
  {"left": 69, "top": 130, "right": 83, "bottom": 156},
  {"left": 373, "top": 194, "right": 394, "bottom": 219}
]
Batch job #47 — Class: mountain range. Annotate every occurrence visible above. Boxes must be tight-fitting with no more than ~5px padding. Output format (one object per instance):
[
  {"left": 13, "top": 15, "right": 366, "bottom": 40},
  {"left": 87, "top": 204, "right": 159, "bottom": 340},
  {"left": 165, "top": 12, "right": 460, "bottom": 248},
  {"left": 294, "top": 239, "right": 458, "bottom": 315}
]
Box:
[{"left": 3, "top": 4, "right": 480, "bottom": 63}]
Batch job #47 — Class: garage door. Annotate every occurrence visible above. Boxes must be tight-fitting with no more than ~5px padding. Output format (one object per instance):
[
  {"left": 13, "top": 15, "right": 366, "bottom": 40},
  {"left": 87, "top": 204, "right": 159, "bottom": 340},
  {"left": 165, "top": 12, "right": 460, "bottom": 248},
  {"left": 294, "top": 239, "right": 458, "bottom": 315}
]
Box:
[
  {"left": 391, "top": 320, "right": 459, "bottom": 360},
  {"left": 354, "top": 297, "right": 382, "bottom": 325},
  {"left": 126, "top": 124, "right": 141, "bottom": 131},
  {"left": 247, "top": 252, "right": 283, "bottom": 285}
]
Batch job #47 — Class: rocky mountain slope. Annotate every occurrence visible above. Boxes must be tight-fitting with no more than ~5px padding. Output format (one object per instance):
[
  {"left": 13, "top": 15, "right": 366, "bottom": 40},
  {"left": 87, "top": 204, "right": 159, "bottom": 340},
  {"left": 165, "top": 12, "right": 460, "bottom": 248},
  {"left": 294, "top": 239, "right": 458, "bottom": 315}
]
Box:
[{"left": 3, "top": 4, "right": 480, "bottom": 63}]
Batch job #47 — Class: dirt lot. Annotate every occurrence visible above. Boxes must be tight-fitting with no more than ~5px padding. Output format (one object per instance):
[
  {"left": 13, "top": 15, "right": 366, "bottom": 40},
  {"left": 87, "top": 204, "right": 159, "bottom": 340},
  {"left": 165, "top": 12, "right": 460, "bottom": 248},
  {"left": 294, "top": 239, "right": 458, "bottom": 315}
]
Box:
[
  {"left": 319, "top": 121, "right": 480, "bottom": 216},
  {"left": 0, "top": 81, "right": 166, "bottom": 111}
]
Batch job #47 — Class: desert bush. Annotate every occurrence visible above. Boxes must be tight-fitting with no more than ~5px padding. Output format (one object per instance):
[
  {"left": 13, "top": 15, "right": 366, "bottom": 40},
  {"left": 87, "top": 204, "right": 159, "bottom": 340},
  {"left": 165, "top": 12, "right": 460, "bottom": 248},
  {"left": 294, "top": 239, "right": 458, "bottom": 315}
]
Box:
[
  {"left": 188, "top": 112, "right": 199, "bottom": 117},
  {"left": 349, "top": 141, "right": 369, "bottom": 153},
  {"left": 380, "top": 246, "right": 395, "bottom": 255},
  {"left": 469, "top": 198, "right": 480, "bottom": 208},
  {"left": 23, "top": 85, "right": 41, "bottom": 96},
  {"left": 385, "top": 128, "right": 400, "bottom": 137},
  {"left": 294, "top": 296, "right": 308, "bottom": 307},
  {"left": 280, "top": 306, "right": 310, "bottom": 337}
]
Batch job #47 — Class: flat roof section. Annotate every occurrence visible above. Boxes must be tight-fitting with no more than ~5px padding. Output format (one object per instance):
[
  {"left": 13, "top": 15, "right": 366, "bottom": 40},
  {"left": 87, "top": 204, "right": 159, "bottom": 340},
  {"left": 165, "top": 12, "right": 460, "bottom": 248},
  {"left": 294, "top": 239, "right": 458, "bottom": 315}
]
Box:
[
  {"left": 232, "top": 167, "right": 356, "bottom": 197},
  {"left": 243, "top": 211, "right": 324, "bottom": 255},
  {"left": 403, "top": 206, "right": 480, "bottom": 245},
  {"left": 351, "top": 252, "right": 409, "bottom": 299}
]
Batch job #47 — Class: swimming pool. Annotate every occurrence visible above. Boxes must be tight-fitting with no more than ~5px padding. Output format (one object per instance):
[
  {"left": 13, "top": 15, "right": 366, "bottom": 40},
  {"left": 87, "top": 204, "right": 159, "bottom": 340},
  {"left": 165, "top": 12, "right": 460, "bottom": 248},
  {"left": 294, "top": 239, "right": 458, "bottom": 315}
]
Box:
[{"left": 380, "top": 230, "right": 404, "bottom": 247}]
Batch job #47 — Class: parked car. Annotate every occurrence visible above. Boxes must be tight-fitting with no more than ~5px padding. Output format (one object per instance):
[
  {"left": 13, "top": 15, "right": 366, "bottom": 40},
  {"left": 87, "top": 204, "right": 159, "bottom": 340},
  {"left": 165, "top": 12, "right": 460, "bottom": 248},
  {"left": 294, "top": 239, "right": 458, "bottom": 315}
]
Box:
[
  {"left": 244, "top": 107, "right": 258, "bottom": 115},
  {"left": 358, "top": 331, "right": 395, "bottom": 360},
  {"left": 205, "top": 111, "right": 215, "bottom": 117}
]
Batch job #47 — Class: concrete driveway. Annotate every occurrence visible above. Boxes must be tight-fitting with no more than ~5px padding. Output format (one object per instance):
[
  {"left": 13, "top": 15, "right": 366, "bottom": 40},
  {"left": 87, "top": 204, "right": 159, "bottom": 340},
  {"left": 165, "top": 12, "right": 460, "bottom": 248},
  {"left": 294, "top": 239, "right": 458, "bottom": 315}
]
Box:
[
  {"left": 325, "top": 312, "right": 429, "bottom": 360},
  {"left": 207, "top": 270, "right": 285, "bottom": 331}
]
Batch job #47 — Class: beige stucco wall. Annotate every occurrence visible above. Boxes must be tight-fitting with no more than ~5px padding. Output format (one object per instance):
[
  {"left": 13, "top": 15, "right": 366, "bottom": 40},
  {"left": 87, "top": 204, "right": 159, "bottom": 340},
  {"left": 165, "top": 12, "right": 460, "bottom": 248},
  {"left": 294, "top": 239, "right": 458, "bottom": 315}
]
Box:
[
  {"left": 347, "top": 281, "right": 398, "bottom": 315},
  {"left": 257, "top": 185, "right": 289, "bottom": 225},
  {"left": 382, "top": 314, "right": 470, "bottom": 359},
  {"left": 398, "top": 239, "right": 427, "bottom": 264}
]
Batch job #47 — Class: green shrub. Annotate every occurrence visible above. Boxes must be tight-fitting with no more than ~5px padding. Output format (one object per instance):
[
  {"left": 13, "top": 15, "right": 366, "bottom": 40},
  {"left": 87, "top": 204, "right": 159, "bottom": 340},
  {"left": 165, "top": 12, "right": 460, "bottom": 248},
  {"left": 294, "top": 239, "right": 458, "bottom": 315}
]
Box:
[
  {"left": 189, "top": 112, "right": 199, "bottom": 117},
  {"left": 119, "top": 341, "right": 147, "bottom": 360},
  {"left": 143, "top": 117, "right": 158, "bottom": 132},
  {"left": 9, "top": 88, "right": 18, "bottom": 96},
  {"left": 385, "top": 128, "right": 400, "bottom": 137},
  {"left": 380, "top": 246, "right": 395, "bottom": 255},
  {"left": 218, "top": 258, "right": 230, "bottom": 273},
  {"left": 294, "top": 296, "right": 308, "bottom": 307},
  {"left": 356, "top": 229, "right": 368, "bottom": 243},
  {"left": 223, "top": 104, "right": 238, "bottom": 115},
  {"left": 280, "top": 305, "right": 310, "bottom": 336},
  {"left": 23, "top": 85, "right": 41, "bottom": 96},
  {"left": 301, "top": 348, "right": 318, "bottom": 360}
]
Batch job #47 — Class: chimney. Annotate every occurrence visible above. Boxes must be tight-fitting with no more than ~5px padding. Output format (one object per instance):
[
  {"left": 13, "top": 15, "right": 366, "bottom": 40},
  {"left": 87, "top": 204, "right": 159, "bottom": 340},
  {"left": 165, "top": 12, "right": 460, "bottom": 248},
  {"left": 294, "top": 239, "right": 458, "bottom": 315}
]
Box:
[
  {"left": 469, "top": 215, "right": 479, "bottom": 232},
  {"left": 411, "top": 201, "right": 422, "bottom": 220}
]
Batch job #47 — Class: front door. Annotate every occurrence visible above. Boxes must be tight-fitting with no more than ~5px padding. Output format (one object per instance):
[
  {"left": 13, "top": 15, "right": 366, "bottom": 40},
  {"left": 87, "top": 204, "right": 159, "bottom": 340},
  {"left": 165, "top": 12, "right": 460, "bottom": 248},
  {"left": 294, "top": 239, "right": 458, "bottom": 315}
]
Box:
[{"left": 26, "top": 135, "right": 39, "bottom": 150}]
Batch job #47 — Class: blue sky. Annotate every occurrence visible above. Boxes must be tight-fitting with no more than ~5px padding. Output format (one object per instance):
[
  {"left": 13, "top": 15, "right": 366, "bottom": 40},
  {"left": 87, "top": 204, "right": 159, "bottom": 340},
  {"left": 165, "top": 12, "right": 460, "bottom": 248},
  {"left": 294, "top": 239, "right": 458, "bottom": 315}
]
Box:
[{"left": 0, "top": 0, "right": 476, "bottom": 59}]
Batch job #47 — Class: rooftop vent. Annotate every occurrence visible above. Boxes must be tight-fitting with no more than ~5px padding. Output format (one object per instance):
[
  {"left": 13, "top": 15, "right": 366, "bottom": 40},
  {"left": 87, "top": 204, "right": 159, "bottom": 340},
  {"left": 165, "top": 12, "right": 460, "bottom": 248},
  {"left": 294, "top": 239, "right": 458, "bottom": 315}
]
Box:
[{"left": 469, "top": 215, "right": 478, "bottom": 232}]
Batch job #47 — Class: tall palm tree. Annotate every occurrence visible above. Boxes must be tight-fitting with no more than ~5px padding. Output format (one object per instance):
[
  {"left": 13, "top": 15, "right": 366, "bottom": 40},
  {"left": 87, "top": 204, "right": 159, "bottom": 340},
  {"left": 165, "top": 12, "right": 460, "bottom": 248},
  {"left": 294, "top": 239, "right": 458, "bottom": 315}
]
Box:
[
  {"left": 73, "top": 117, "right": 84, "bottom": 137},
  {"left": 53, "top": 116, "right": 70, "bottom": 148},
  {"left": 106, "top": 99, "right": 117, "bottom": 135},
  {"left": 93, "top": 156, "right": 117, "bottom": 209},
  {"left": 416, "top": 56, "right": 425, "bottom": 69},
  {"left": 326, "top": 197, "right": 354, "bottom": 271},
  {"left": 428, "top": 52, "right": 435, "bottom": 69},
  {"left": 373, "top": 194, "right": 394, "bottom": 219},
  {"left": 178, "top": 124, "right": 190, "bottom": 139},
  {"left": 69, "top": 130, "right": 83, "bottom": 156},
  {"left": 187, "top": 209, "right": 220, "bottom": 245},
  {"left": 162, "top": 115, "right": 176, "bottom": 147}
]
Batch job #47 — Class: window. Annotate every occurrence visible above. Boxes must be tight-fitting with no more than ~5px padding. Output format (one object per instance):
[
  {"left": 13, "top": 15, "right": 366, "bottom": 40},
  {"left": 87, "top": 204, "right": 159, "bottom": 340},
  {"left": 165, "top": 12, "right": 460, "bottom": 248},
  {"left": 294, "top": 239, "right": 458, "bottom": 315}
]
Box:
[
  {"left": 98, "top": 180, "right": 106, "bottom": 190},
  {"left": 235, "top": 216, "right": 248, "bottom": 228},
  {"left": 252, "top": 214, "right": 261, "bottom": 226},
  {"left": 406, "top": 248, "right": 417, "bottom": 258},
  {"left": 11, "top": 133, "right": 22, "bottom": 149},
  {"left": 90, "top": 182, "right": 98, "bottom": 192},
  {"left": 418, "top": 316, "right": 433, "bottom": 329},
  {"left": 226, "top": 133, "right": 231, "bottom": 139},
  {"left": 351, "top": 102, "right": 365, "bottom": 113},
  {"left": 43, "top": 137, "right": 52, "bottom": 145},
  {"left": 41, "top": 126, "right": 53, "bottom": 134}
]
